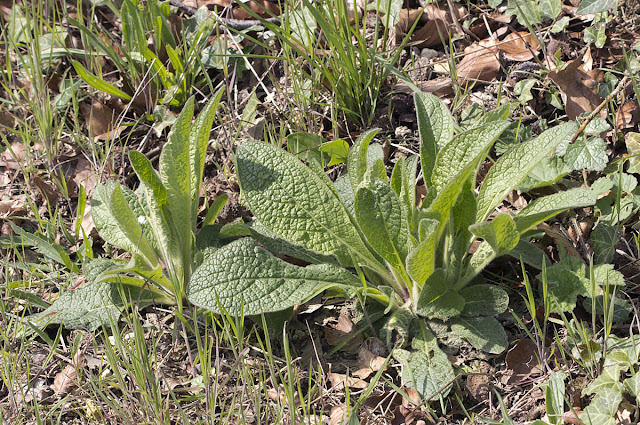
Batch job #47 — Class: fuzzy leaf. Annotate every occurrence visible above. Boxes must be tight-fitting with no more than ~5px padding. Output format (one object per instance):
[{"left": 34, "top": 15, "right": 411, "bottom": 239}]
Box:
[
  {"left": 450, "top": 316, "right": 508, "bottom": 354},
  {"left": 431, "top": 121, "right": 509, "bottom": 194},
  {"left": 347, "top": 129, "right": 382, "bottom": 195},
  {"left": 236, "top": 140, "right": 375, "bottom": 266},
  {"left": 406, "top": 219, "right": 439, "bottom": 285},
  {"left": 416, "top": 269, "right": 464, "bottom": 320},
  {"left": 514, "top": 188, "right": 596, "bottom": 233},
  {"left": 187, "top": 238, "right": 359, "bottom": 316},
  {"left": 415, "top": 92, "right": 456, "bottom": 187},
  {"left": 460, "top": 285, "right": 509, "bottom": 316},
  {"left": 469, "top": 213, "right": 519, "bottom": 254},
  {"left": 394, "top": 328, "right": 455, "bottom": 400},
  {"left": 355, "top": 179, "right": 410, "bottom": 272},
  {"left": 476, "top": 122, "right": 578, "bottom": 222}
]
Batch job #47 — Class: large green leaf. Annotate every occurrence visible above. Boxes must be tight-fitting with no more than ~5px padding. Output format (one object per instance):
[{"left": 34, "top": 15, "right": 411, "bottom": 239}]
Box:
[
  {"left": 514, "top": 188, "right": 596, "bottom": 233},
  {"left": 469, "top": 213, "right": 519, "bottom": 255},
  {"left": 355, "top": 179, "right": 410, "bottom": 273},
  {"left": 460, "top": 285, "right": 509, "bottom": 316},
  {"left": 431, "top": 121, "right": 509, "bottom": 193},
  {"left": 476, "top": 122, "right": 578, "bottom": 222},
  {"left": 576, "top": 0, "right": 617, "bottom": 15},
  {"left": 189, "top": 89, "right": 223, "bottom": 210},
  {"left": 564, "top": 137, "right": 608, "bottom": 172},
  {"left": 581, "top": 388, "right": 621, "bottom": 425},
  {"left": 236, "top": 140, "right": 377, "bottom": 267},
  {"left": 187, "top": 238, "right": 359, "bottom": 316},
  {"left": 159, "top": 97, "right": 195, "bottom": 257},
  {"left": 415, "top": 92, "right": 456, "bottom": 187},
  {"left": 450, "top": 316, "right": 508, "bottom": 354},
  {"left": 91, "top": 181, "right": 157, "bottom": 265}
]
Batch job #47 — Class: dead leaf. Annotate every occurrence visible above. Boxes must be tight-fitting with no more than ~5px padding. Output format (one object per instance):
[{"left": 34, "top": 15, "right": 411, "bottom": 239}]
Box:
[
  {"left": 498, "top": 31, "right": 540, "bottom": 61},
  {"left": 394, "top": 79, "right": 453, "bottom": 97},
  {"left": 328, "top": 372, "right": 369, "bottom": 390},
  {"left": 548, "top": 58, "right": 604, "bottom": 120},
  {"left": 329, "top": 405, "right": 353, "bottom": 425},
  {"left": 32, "top": 176, "right": 59, "bottom": 206},
  {"left": 396, "top": 4, "right": 467, "bottom": 48},
  {"left": 357, "top": 346, "right": 387, "bottom": 372},
  {"left": 617, "top": 99, "right": 640, "bottom": 130},
  {"left": 0, "top": 142, "right": 43, "bottom": 170},
  {"left": 53, "top": 364, "right": 78, "bottom": 396},
  {"left": 505, "top": 339, "right": 542, "bottom": 384},
  {"left": 457, "top": 38, "right": 501, "bottom": 83},
  {"left": 232, "top": 0, "right": 281, "bottom": 19},
  {"left": 324, "top": 312, "right": 363, "bottom": 353},
  {"left": 80, "top": 101, "right": 116, "bottom": 138}
]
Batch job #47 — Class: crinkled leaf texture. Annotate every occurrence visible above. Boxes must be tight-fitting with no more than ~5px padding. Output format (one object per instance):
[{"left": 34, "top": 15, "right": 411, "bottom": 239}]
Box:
[
  {"left": 26, "top": 281, "right": 154, "bottom": 331},
  {"left": 394, "top": 328, "right": 455, "bottom": 400},
  {"left": 236, "top": 140, "right": 375, "bottom": 267},
  {"left": 450, "top": 316, "right": 508, "bottom": 354},
  {"left": 187, "top": 238, "right": 359, "bottom": 316}
]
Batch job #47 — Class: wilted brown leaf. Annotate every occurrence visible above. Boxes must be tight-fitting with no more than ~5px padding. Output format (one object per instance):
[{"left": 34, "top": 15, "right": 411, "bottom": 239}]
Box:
[
  {"left": 80, "top": 101, "right": 116, "bottom": 139},
  {"left": 498, "top": 31, "right": 540, "bottom": 61},
  {"left": 231, "top": 0, "right": 281, "bottom": 19},
  {"left": 357, "top": 346, "right": 387, "bottom": 372},
  {"left": 324, "top": 312, "right": 363, "bottom": 353},
  {"left": 328, "top": 372, "right": 369, "bottom": 390},
  {"left": 53, "top": 364, "right": 79, "bottom": 396},
  {"left": 548, "top": 58, "right": 604, "bottom": 120},
  {"left": 396, "top": 3, "right": 467, "bottom": 48},
  {"left": 505, "top": 339, "right": 542, "bottom": 384},
  {"left": 457, "top": 38, "right": 501, "bottom": 83},
  {"left": 329, "top": 405, "right": 353, "bottom": 425},
  {"left": 617, "top": 100, "right": 640, "bottom": 130}
]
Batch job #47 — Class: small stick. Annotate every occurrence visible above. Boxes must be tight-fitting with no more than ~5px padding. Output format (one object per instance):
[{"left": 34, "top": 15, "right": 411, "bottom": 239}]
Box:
[
  {"left": 570, "top": 75, "right": 629, "bottom": 144},
  {"left": 169, "top": 0, "right": 281, "bottom": 30}
]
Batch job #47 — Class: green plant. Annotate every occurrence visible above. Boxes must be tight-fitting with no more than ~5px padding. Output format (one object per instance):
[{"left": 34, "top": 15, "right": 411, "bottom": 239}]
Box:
[
  {"left": 19, "top": 90, "right": 224, "bottom": 331},
  {"left": 250, "top": 0, "right": 407, "bottom": 128},
  {"left": 186, "top": 92, "right": 596, "bottom": 401}
]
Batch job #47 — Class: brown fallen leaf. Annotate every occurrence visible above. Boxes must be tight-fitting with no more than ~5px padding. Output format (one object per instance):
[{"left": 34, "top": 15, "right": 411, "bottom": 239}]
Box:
[
  {"left": 505, "top": 338, "right": 542, "bottom": 384},
  {"left": 324, "top": 312, "right": 363, "bottom": 353},
  {"left": 616, "top": 99, "right": 640, "bottom": 130},
  {"left": 80, "top": 100, "right": 116, "bottom": 138},
  {"left": 498, "top": 31, "right": 540, "bottom": 61},
  {"left": 548, "top": 58, "right": 604, "bottom": 120},
  {"left": 457, "top": 38, "right": 501, "bottom": 83},
  {"left": 396, "top": 4, "right": 467, "bottom": 48},
  {"left": 466, "top": 373, "right": 491, "bottom": 402},
  {"left": 328, "top": 372, "right": 369, "bottom": 390},
  {"left": 394, "top": 79, "right": 453, "bottom": 97},
  {"left": 53, "top": 364, "right": 79, "bottom": 396},
  {"left": 357, "top": 346, "right": 387, "bottom": 372},
  {"left": 231, "top": 0, "right": 281, "bottom": 19}
]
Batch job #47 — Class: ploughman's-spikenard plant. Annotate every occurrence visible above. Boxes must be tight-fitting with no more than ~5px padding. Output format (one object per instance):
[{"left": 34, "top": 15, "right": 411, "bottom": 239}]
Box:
[{"left": 187, "top": 93, "right": 596, "bottom": 400}]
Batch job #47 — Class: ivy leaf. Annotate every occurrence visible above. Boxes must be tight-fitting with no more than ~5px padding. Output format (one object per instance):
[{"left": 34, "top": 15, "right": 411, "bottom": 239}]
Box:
[
  {"left": 591, "top": 223, "right": 618, "bottom": 263},
  {"left": 624, "top": 373, "right": 640, "bottom": 404},
  {"left": 576, "top": 0, "right": 617, "bottom": 15},
  {"left": 583, "top": 366, "right": 623, "bottom": 396},
  {"left": 450, "top": 316, "right": 508, "bottom": 354},
  {"left": 539, "top": 0, "right": 561, "bottom": 18},
  {"left": 187, "top": 238, "right": 359, "bottom": 316},
  {"left": 581, "top": 388, "right": 621, "bottom": 425},
  {"left": 564, "top": 137, "right": 608, "bottom": 171}
]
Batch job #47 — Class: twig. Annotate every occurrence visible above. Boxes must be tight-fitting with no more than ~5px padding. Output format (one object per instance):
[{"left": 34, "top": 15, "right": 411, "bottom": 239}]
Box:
[
  {"left": 570, "top": 75, "right": 629, "bottom": 144},
  {"left": 169, "top": 0, "right": 281, "bottom": 31}
]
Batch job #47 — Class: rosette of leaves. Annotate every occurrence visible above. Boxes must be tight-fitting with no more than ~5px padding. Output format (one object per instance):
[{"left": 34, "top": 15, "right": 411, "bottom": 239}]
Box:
[
  {"left": 187, "top": 93, "right": 596, "bottom": 401},
  {"left": 23, "top": 90, "right": 224, "bottom": 331}
]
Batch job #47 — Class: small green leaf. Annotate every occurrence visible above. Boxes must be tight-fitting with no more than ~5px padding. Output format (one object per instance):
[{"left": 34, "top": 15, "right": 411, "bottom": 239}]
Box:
[
  {"left": 564, "top": 137, "right": 608, "bottom": 171},
  {"left": 319, "top": 139, "right": 350, "bottom": 166},
  {"left": 406, "top": 219, "right": 439, "bottom": 285},
  {"left": 623, "top": 373, "right": 640, "bottom": 404},
  {"left": 187, "top": 238, "right": 359, "bottom": 316},
  {"left": 288, "top": 132, "right": 326, "bottom": 165},
  {"left": 624, "top": 132, "right": 640, "bottom": 174},
  {"left": 202, "top": 194, "right": 228, "bottom": 227},
  {"left": 517, "top": 156, "right": 570, "bottom": 192},
  {"left": 576, "top": 0, "right": 617, "bottom": 15},
  {"left": 460, "top": 285, "right": 509, "bottom": 316},
  {"left": 583, "top": 366, "right": 623, "bottom": 396},
  {"left": 542, "top": 371, "right": 566, "bottom": 425},
  {"left": 469, "top": 214, "right": 519, "bottom": 254},
  {"left": 477, "top": 122, "right": 578, "bottom": 222},
  {"left": 394, "top": 327, "right": 455, "bottom": 400},
  {"left": 540, "top": 0, "right": 561, "bottom": 18},
  {"left": 347, "top": 129, "right": 382, "bottom": 195},
  {"left": 72, "top": 60, "right": 132, "bottom": 100},
  {"left": 416, "top": 269, "right": 464, "bottom": 320},
  {"left": 591, "top": 223, "right": 618, "bottom": 263},
  {"left": 450, "top": 316, "right": 508, "bottom": 354}
]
